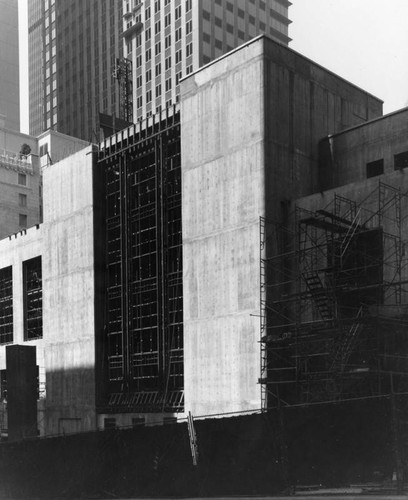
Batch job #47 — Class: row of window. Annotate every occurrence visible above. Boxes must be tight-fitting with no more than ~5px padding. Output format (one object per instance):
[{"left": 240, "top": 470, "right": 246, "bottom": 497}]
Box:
[
  {"left": 366, "top": 151, "right": 408, "bottom": 179},
  {"left": 0, "top": 257, "right": 43, "bottom": 346}
]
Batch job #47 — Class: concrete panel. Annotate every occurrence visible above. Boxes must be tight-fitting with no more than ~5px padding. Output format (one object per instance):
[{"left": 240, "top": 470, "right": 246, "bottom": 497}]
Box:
[
  {"left": 319, "top": 108, "right": 408, "bottom": 190},
  {"left": 42, "top": 146, "right": 97, "bottom": 435},
  {"left": 182, "top": 40, "right": 265, "bottom": 415},
  {"left": 181, "top": 36, "right": 384, "bottom": 417}
]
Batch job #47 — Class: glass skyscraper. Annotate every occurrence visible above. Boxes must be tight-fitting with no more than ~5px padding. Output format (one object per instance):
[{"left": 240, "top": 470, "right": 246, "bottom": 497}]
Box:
[{"left": 28, "top": 0, "right": 124, "bottom": 141}]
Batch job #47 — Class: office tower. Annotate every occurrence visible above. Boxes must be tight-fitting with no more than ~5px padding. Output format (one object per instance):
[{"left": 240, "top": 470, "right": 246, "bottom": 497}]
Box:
[
  {"left": 123, "top": 0, "right": 292, "bottom": 120},
  {"left": 28, "top": 0, "right": 126, "bottom": 141},
  {"left": 0, "top": 0, "right": 20, "bottom": 131}
]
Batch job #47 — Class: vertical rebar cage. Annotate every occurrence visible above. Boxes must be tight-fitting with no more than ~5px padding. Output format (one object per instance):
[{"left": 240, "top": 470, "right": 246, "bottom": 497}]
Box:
[{"left": 99, "top": 109, "right": 183, "bottom": 413}]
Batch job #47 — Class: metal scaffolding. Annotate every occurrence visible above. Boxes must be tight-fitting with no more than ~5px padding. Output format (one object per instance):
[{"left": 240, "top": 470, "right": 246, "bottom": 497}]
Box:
[{"left": 260, "top": 181, "right": 408, "bottom": 410}]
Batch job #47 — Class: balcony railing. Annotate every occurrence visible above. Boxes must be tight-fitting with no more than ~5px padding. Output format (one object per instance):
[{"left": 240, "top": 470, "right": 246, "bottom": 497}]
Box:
[{"left": 0, "top": 149, "right": 34, "bottom": 174}]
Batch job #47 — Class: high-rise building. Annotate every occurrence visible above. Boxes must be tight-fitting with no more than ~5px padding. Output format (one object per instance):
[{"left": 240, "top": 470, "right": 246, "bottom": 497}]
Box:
[
  {"left": 123, "top": 0, "right": 292, "bottom": 120},
  {"left": 0, "top": 0, "right": 20, "bottom": 131},
  {"left": 28, "top": 0, "right": 126, "bottom": 141}
]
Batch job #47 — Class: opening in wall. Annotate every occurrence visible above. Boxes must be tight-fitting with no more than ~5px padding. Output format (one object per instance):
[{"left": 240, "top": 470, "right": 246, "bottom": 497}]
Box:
[
  {"left": 394, "top": 151, "right": 408, "bottom": 170},
  {"left": 366, "top": 159, "right": 384, "bottom": 178},
  {"left": 23, "top": 256, "right": 43, "bottom": 340}
]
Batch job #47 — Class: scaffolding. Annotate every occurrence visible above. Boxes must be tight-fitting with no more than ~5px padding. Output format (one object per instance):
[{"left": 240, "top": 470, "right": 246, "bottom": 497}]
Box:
[
  {"left": 260, "top": 181, "right": 408, "bottom": 410},
  {"left": 99, "top": 109, "right": 183, "bottom": 413}
]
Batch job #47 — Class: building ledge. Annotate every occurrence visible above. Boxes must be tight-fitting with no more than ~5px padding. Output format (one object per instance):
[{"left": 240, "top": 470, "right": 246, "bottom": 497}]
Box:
[
  {"left": 0, "top": 150, "right": 34, "bottom": 175},
  {"left": 270, "top": 9, "right": 292, "bottom": 26},
  {"left": 122, "top": 21, "right": 143, "bottom": 40}
]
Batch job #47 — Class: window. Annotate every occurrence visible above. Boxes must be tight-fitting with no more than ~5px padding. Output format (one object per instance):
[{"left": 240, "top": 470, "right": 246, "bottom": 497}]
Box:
[
  {"left": 145, "top": 27, "right": 151, "bottom": 41},
  {"left": 18, "top": 173, "right": 27, "bottom": 186},
  {"left": 145, "top": 6, "right": 151, "bottom": 19},
  {"left": 146, "top": 48, "right": 151, "bottom": 61},
  {"left": 165, "top": 56, "right": 171, "bottom": 70},
  {"left": 226, "top": 2, "right": 233, "bottom": 12},
  {"left": 155, "top": 62, "right": 161, "bottom": 76},
  {"left": 175, "top": 48, "right": 182, "bottom": 64},
  {"left": 176, "top": 71, "right": 182, "bottom": 85},
  {"left": 23, "top": 256, "right": 43, "bottom": 340},
  {"left": 155, "top": 40, "right": 161, "bottom": 55},
  {"left": 185, "top": 0, "right": 192, "bottom": 11},
  {"left": 19, "top": 214, "right": 27, "bottom": 227},
  {"left": 155, "top": 20, "right": 161, "bottom": 34},
  {"left": 366, "top": 159, "right": 384, "bottom": 178},
  {"left": 137, "top": 95, "right": 143, "bottom": 108},
  {"left": 154, "top": 0, "right": 160, "bottom": 14},
  {"left": 175, "top": 26, "right": 182, "bottom": 42},
  {"left": 146, "top": 90, "right": 152, "bottom": 103},
  {"left": 156, "top": 83, "right": 162, "bottom": 97},
  {"left": 165, "top": 78, "right": 172, "bottom": 92},
  {"left": 394, "top": 151, "right": 408, "bottom": 170},
  {"left": 19, "top": 194, "right": 27, "bottom": 208},
  {"left": 186, "top": 42, "right": 192, "bottom": 57},
  {"left": 165, "top": 12, "right": 171, "bottom": 27},
  {"left": 39, "top": 143, "right": 49, "bottom": 157},
  {"left": 202, "top": 10, "right": 210, "bottom": 21},
  {"left": 0, "top": 267, "right": 13, "bottom": 345},
  {"left": 175, "top": 5, "right": 181, "bottom": 19},
  {"left": 146, "top": 69, "right": 152, "bottom": 82},
  {"left": 165, "top": 34, "right": 171, "bottom": 49},
  {"left": 186, "top": 19, "right": 192, "bottom": 34}
]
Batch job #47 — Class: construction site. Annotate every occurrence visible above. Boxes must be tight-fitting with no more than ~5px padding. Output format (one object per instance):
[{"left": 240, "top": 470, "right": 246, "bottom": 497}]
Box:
[
  {"left": 260, "top": 180, "right": 408, "bottom": 487},
  {"left": 98, "top": 109, "right": 184, "bottom": 418}
]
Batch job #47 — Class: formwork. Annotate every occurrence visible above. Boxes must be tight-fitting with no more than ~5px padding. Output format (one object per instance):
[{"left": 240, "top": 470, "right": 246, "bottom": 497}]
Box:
[
  {"left": 97, "top": 108, "right": 183, "bottom": 414},
  {"left": 260, "top": 181, "right": 408, "bottom": 409}
]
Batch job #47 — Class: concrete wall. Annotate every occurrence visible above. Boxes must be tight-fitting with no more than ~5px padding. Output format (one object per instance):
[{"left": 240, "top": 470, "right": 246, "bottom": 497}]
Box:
[
  {"left": 0, "top": 225, "right": 45, "bottom": 435},
  {"left": 38, "top": 130, "right": 90, "bottom": 169},
  {"left": 181, "top": 40, "right": 265, "bottom": 415},
  {"left": 262, "top": 37, "right": 383, "bottom": 206},
  {"left": 42, "top": 146, "right": 97, "bottom": 435},
  {"left": 319, "top": 107, "right": 408, "bottom": 190},
  {"left": 181, "top": 36, "right": 384, "bottom": 417}
]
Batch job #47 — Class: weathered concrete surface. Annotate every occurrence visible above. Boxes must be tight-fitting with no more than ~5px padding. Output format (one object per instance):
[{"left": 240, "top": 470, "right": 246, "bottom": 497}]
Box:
[
  {"left": 181, "top": 36, "right": 383, "bottom": 417},
  {"left": 42, "top": 145, "right": 97, "bottom": 435},
  {"left": 320, "top": 107, "right": 408, "bottom": 190},
  {"left": 181, "top": 40, "right": 265, "bottom": 415},
  {"left": 0, "top": 225, "right": 44, "bottom": 433}
]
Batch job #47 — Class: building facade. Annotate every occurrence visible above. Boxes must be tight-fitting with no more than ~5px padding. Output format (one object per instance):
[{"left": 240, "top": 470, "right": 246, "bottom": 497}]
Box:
[
  {"left": 4, "top": 36, "right": 408, "bottom": 438},
  {"left": 0, "top": 118, "right": 40, "bottom": 238},
  {"left": 123, "top": 0, "right": 292, "bottom": 120},
  {"left": 0, "top": 0, "right": 20, "bottom": 131},
  {"left": 28, "top": 0, "right": 125, "bottom": 141}
]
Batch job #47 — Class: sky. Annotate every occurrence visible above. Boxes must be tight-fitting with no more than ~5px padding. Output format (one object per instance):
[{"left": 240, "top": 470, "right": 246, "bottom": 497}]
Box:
[
  {"left": 18, "top": 0, "right": 408, "bottom": 133},
  {"left": 290, "top": 0, "right": 408, "bottom": 114}
]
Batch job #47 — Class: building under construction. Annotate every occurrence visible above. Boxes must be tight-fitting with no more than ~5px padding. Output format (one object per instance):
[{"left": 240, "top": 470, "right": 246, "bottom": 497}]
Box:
[
  {"left": 260, "top": 182, "right": 408, "bottom": 409},
  {"left": 97, "top": 108, "right": 184, "bottom": 418}
]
